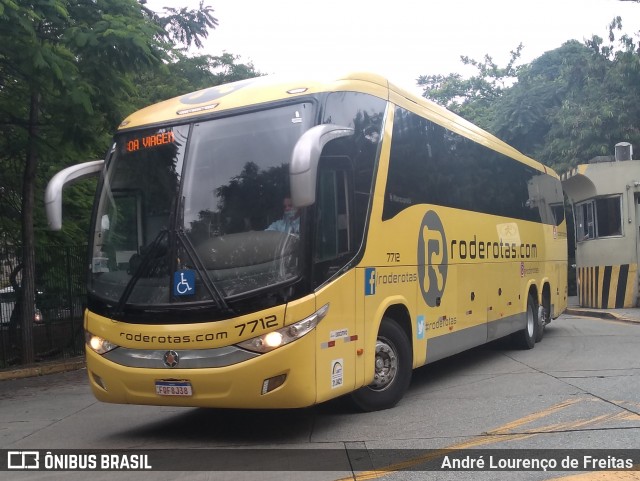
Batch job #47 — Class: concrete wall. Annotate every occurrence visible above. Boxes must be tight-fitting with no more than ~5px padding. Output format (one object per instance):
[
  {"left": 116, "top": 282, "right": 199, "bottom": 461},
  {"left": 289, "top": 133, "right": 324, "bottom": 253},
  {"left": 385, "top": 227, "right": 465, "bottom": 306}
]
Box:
[{"left": 562, "top": 159, "right": 640, "bottom": 308}]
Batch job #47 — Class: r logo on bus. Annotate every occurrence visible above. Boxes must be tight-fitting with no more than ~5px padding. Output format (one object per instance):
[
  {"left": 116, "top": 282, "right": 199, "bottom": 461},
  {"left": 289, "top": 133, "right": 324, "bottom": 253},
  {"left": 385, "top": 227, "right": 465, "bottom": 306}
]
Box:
[{"left": 417, "top": 211, "right": 448, "bottom": 307}]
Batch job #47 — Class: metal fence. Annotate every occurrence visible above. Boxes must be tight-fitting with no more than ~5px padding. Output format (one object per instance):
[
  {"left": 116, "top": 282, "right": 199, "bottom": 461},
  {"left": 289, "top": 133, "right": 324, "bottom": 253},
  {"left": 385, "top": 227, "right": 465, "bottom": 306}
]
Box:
[{"left": 0, "top": 245, "right": 87, "bottom": 368}]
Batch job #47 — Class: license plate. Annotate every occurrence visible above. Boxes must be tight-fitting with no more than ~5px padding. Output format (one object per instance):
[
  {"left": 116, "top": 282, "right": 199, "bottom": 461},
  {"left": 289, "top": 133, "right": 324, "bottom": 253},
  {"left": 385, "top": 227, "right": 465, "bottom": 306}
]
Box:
[{"left": 155, "top": 380, "right": 193, "bottom": 396}]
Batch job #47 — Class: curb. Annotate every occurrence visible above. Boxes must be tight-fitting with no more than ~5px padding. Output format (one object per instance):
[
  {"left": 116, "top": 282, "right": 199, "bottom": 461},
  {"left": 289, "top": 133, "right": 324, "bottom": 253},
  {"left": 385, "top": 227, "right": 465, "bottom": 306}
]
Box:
[
  {"left": 0, "top": 357, "right": 85, "bottom": 381},
  {"left": 565, "top": 308, "right": 639, "bottom": 324}
]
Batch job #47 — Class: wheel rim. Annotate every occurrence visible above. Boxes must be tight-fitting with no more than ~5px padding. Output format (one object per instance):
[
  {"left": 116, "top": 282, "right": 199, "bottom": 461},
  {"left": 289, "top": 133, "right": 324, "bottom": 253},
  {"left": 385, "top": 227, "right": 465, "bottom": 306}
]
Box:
[
  {"left": 526, "top": 303, "right": 535, "bottom": 338},
  {"left": 370, "top": 336, "right": 398, "bottom": 391}
]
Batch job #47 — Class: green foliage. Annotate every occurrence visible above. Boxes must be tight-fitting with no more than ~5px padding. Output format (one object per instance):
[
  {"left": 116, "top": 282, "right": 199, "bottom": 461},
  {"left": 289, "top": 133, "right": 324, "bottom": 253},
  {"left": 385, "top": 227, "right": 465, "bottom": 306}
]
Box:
[
  {"left": 490, "top": 41, "right": 603, "bottom": 167},
  {"left": 418, "top": 44, "right": 523, "bottom": 110},
  {"left": 417, "top": 18, "right": 640, "bottom": 173},
  {"left": 135, "top": 51, "right": 261, "bottom": 108},
  {"left": 142, "top": 0, "right": 218, "bottom": 50},
  {"left": 0, "top": 0, "right": 260, "bottom": 248},
  {"left": 0, "top": 0, "right": 264, "bottom": 363},
  {"left": 0, "top": 0, "right": 167, "bottom": 248},
  {"left": 0, "top": 0, "right": 260, "bottom": 360}
]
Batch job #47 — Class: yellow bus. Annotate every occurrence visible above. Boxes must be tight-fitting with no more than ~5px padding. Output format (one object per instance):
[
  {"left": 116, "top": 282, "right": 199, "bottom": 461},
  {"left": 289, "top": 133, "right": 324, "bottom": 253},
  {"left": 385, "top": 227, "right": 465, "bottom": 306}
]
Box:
[{"left": 45, "top": 72, "right": 568, "bottom": 411}]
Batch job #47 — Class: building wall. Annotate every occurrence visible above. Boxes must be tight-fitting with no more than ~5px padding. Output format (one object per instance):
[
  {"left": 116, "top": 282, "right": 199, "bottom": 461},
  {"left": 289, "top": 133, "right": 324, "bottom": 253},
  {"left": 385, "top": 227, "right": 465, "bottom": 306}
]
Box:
[
  {"left": 578, "top": 263, "right": 637, "bottom": 308},
  {"left": 562, "top": 159, "right": 640, "bottom": 308}
]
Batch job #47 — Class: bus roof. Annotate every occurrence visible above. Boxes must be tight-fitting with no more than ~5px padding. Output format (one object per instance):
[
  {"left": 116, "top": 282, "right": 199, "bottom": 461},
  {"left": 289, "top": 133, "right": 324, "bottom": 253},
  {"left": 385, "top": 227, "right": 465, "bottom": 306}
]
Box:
[{"left": 118, "top": 71, "right": 555, "bottom": 178}]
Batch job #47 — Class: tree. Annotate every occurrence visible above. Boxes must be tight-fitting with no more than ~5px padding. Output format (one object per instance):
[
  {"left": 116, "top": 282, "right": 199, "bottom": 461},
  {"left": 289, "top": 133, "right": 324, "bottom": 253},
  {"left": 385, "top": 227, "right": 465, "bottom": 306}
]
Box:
[
  {"left": 488, "top": 41, "right": 600, "bottom": 166},
  {"left": 141, "top": 0, "right": 218, "bottom": 50},
  {"left": 0, "top": 0, "right": 217, "bottom": 363},
  {"left": 416, "top": 17, "right": 640, "bottom": 173},
  {"left": 536, "top": 18, "right": 640, "bottom": 170},
  {"left": 135, "top": 51, "right": 261, "bottom": 108},
  {"left": 417, "top": 44, "right": 523, "bottom": 121}
]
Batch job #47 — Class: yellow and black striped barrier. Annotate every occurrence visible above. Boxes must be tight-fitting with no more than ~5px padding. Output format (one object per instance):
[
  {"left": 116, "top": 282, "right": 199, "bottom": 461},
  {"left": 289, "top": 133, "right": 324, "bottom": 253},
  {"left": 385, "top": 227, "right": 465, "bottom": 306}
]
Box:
[{"left": 578, "top": 264, "right": 637, "bottom": 308}]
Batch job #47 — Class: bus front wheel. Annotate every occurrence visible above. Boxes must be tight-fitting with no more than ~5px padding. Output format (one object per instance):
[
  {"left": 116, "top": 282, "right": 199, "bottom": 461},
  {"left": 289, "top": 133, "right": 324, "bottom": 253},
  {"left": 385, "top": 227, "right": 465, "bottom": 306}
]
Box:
[{"left": 350, "top": 317, "right": 412, "bottom": 412}]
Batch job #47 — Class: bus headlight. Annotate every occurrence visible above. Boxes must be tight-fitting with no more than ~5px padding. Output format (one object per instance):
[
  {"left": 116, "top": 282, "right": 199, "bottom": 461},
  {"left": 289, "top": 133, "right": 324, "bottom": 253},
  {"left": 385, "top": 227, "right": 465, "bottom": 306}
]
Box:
[
  {"left": 237, "top": 303, "right": 329, "bottom": 354},
  {"left": 85, "top": 331, "right": 119, "bottom": 355}
]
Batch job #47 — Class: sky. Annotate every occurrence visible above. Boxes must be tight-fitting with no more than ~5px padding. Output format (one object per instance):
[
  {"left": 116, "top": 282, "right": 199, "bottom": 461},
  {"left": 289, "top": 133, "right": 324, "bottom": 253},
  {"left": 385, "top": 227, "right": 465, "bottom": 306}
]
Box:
[{"left": 146, "top": 0, "right": 639, "bottom": 94}]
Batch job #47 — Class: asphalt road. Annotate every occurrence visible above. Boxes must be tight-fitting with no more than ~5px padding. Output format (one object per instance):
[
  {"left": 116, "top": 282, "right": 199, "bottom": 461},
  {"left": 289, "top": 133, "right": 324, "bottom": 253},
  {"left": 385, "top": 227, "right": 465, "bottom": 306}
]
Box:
[{"left": 1, "top": 313, "right": 639, "bottom": 481}]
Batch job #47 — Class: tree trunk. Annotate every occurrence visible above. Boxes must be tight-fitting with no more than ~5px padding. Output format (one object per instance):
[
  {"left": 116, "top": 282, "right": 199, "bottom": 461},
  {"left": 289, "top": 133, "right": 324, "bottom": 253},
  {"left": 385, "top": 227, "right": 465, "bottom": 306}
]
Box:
[{"left": 19, "top": 90, "right": 40, "bottom": 364}]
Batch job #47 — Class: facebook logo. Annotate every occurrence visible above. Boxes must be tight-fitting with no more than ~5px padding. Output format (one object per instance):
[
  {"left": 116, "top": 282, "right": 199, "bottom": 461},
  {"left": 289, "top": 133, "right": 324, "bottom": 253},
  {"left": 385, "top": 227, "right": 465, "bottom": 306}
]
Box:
[{"left": 364, "top": 268, "right": 376, "bottom": 296}]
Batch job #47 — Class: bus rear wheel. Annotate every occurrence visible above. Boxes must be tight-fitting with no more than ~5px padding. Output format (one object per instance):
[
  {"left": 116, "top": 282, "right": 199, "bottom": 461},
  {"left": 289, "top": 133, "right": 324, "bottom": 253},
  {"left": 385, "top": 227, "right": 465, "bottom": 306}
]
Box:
[
  {"left": 512, "top": 294, "right": 538, "bottom": 350},
  {"left": 535, "top": 305, "right": 546, "bottom": 342},
  {"left": 536, "top": 293, "right": 551, "bottom": 343},
  {"left": 350, "top": 317, "right": 412, "bottom": 412}
]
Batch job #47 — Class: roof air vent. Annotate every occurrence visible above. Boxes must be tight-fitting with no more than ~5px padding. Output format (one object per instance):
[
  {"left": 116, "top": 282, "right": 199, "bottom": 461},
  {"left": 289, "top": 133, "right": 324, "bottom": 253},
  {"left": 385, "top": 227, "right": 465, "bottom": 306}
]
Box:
[{"left": 615, "top": 142, "right": 633, "bottom": 161}]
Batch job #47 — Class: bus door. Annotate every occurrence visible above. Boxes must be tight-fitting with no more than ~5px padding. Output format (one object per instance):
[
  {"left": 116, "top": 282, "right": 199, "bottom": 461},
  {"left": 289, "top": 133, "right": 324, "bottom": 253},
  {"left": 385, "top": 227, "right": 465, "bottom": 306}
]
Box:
[{"left": 312, "top": 157, "right": 359, "bottom": 402}]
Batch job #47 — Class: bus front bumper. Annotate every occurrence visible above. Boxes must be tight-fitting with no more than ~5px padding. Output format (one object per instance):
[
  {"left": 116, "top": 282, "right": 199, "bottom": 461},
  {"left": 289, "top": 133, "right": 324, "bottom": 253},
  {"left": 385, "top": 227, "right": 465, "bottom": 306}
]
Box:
[{"left": 85, "top": 332, "right": 317, "bottom": 409}]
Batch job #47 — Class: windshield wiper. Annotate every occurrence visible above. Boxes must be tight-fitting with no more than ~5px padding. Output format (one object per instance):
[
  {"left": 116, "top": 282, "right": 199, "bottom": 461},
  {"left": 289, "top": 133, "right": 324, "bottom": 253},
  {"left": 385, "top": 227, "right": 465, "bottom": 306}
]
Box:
[
  {"left": 112, "top": 228, "right": 233, "bottom": 316},
  {"left": 177, "top": 229, "right": 233, "bottom": 315},
  {"left": 114, "top": 228, "right": 169, "bottom": 315}
]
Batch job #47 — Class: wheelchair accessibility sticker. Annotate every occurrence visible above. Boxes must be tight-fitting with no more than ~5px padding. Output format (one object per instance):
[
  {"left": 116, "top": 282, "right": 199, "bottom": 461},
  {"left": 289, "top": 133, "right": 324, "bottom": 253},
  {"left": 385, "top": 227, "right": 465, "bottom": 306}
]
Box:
[{"left": 173, "top": 270, "right": 195, "bottom": 296}]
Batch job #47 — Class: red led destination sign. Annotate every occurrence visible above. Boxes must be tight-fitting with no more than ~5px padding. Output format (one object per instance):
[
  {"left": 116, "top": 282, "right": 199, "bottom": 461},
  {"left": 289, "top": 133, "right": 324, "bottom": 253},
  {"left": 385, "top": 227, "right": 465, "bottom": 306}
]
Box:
[{"left": 126, "top": 131, "right": 175, "bottom": 153}]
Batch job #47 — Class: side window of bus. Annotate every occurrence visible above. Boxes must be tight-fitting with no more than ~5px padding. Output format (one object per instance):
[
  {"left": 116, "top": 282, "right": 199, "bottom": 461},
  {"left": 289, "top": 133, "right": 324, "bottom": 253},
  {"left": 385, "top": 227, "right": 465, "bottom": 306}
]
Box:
[
  {"left": 314, "top": 157, "right": 353, "bottom": 285},
  {"left": 383, "top": 107, "right": 431, "bottom": 219},
  {"left": 322, "top": 92, "right": 386, "bottom": 251},
  {"left": 383, "top": 106, "right": 562, "bottom": 226}
]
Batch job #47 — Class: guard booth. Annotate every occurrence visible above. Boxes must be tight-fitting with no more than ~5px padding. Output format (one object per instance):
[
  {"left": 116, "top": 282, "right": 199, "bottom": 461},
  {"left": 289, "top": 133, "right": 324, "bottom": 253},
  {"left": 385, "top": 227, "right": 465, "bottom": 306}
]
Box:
[{"left": 561, "top": 142, "right": 640, "bottom": 308}]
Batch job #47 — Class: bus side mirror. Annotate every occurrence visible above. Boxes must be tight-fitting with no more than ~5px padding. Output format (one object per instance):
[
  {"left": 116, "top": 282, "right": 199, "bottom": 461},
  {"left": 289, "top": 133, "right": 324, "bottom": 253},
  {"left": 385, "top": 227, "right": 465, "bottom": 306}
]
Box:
[
  {"left": 45, "top": 160, "right": 104, "bottom": 231},
  {"left": 290, "top": 124, "right": 354, "bottom": 207}
]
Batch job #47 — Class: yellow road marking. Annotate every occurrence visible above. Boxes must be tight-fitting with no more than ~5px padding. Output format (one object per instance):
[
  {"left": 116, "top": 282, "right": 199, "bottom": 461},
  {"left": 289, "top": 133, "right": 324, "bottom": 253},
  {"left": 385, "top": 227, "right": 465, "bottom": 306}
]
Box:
[
  {"left": 333, "top": 398, "right": 639, "bottom": 481},
  {"left": 546, "top": 468, "right": 640, "bottom": 480},
  {"left": 487, "top": 398, "right": 582, "bottom": 434}
]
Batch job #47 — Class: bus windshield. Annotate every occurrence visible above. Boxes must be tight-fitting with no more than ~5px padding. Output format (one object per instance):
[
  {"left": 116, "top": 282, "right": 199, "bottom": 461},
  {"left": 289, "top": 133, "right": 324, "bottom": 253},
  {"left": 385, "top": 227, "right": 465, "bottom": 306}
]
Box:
[{"left": 89, "top": 103, "right": 314, "bottom": 308}]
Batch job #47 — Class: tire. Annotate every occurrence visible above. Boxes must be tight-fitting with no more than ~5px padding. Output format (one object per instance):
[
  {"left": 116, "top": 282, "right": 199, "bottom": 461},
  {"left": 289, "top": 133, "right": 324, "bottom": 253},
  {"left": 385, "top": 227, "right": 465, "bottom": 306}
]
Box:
[
  {"left": 535, "top": 304, "right": 546, "bottom": 343},
  {"left": 350, "top": 317, "right": 412, "bottom": 412},
  {"left": 512, "top": 294, "right": 538, "bottom": 350}
]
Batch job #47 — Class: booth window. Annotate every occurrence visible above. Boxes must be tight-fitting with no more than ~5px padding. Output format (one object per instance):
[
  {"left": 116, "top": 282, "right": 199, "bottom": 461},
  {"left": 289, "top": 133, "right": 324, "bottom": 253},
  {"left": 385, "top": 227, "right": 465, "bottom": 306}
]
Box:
[{"left": 575, "top": 195, "right": 622, "bottom": 241}]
